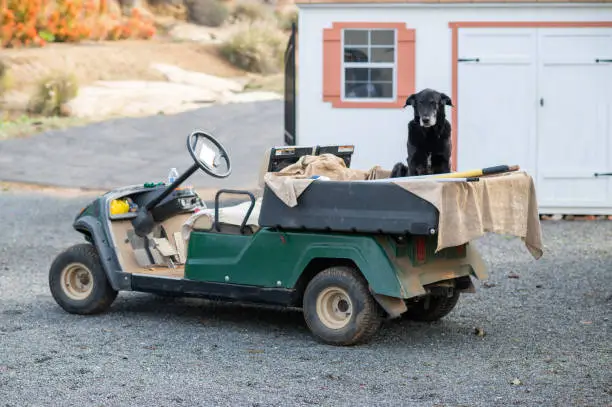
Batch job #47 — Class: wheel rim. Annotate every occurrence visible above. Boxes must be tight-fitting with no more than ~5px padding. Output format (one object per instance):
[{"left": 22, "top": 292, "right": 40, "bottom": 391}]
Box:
[
  {"left": 315, "top": 286, "right": 353, "bottom": 330},
  {"left": 60, "top": 263, "right": 94, "bottom": 300}
]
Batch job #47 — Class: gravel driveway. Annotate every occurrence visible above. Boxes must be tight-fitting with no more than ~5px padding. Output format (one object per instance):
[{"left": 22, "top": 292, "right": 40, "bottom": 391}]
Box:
[{"left": 0, "top": 191, "right": 610, "bottom": 406}]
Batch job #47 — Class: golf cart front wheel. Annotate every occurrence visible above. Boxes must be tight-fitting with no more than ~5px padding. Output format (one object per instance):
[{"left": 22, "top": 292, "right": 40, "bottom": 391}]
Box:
[
  {"left": 49, "top": 243, "right": 117, "bottom": 315},
  {"left": 303, "top": 266, "right": 383, "bottom": 346}
]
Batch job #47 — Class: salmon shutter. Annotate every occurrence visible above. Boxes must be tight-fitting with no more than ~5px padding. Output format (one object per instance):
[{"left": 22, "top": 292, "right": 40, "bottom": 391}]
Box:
[
  {"left": 396, "top": 28, "right": 416, "bottom": 104},
  {"left": 322, "top": 27, "right": 342, "bottom": 104}
]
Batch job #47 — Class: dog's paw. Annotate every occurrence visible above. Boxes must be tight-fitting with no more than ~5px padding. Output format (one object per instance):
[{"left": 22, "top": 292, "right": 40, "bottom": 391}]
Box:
[
  {"left": 413, "top": 165, "right": 428, "bottom": 176},
  {"left": 431, "top": 162, "right": 451, "bottom": 175},
  {"left": 390, "top": 162, "right": 408, "bottom": 178}
]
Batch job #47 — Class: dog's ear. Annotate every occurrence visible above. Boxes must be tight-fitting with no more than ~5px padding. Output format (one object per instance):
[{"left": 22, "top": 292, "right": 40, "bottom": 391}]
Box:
[
  {"left": 440, "top": 93, "right": 453, "bottom": 107},
  {"left": 403, "top": 94, "right": 416, "bottom": 108}
]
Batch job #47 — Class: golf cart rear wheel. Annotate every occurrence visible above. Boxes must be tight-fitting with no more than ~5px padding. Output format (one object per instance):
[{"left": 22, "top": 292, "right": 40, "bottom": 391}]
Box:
[
  {"left": 303, "top": 266, "right": 383, "bottom": 346},
  {"left": 404, "top": 291, "right": 460, "bottom": 322},
  {"left": 49, "top": 243, "right": 117, "bottom": 315}
]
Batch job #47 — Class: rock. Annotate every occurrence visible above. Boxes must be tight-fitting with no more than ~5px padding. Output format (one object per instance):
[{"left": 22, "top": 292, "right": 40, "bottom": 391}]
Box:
[
  {"left": 98, "top": 0, "right": 125, "bottom": 15},
  {"left": 151, "top": 63, "right": 244, "bottom": 93},
  {"left": 62, "top": 63, "right": 281, "bottom": 120},
  {"left": 166, "top": 22, "right": 222, "bottom": 43},
  {"left": 66, "top": 80, "right": 218, "bottom": 119},
  {"left": 116, "top": 0, "right": 155, "bottom": 17},
  {"left": 58, "top": 103, "right": 73, "bottom": 117},
  {"left": 473, "top": 327, "right": 486, "bottom": 337},
  {"left": 217, "top": 91, "right": 282, "bottom": 105},
  {"left": 144, "top": 0, "right": 184, "bottom": 5}
]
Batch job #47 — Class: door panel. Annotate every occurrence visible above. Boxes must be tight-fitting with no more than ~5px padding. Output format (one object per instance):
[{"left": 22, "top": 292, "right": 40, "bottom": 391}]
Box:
[
  {"left": 457, "top": 29, "right": 538, "bottom": 177},
  {"left": 536, "top": 28, "right": 612, "bottom": 208},
  {"left": 458, "top": 27, "right": 612, "bottom": 213}
]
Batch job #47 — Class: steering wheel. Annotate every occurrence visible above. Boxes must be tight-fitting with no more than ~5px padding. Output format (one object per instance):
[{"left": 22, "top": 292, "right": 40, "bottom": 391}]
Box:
[{"left": 187, "top": 131, "right": 232, "bottom": 179}]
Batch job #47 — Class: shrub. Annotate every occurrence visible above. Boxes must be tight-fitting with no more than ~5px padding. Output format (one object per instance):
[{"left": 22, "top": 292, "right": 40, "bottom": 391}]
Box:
[
  {"left": 27, "top": 72, "right": 79, "bottom": 117},
  {"left": 45, "top": 0, "right": 95, "bottom": 43},
  {"left": 220, "top": 22, "right": 287, "bottom": 74},
  {"left": 0, "top": 0, "right": 156, "bottom": 48},
  {"left": 1, "top": 0, "right": 48, "bottom": 48},
  {"left": 275, "top": 9, "right": 297, "bottom": 31},
  {"left": 185, "top": 0, "right": 229, "bottom": 27},
  {"left": 0, "top": 59, "right": 13, "bottom": 98},
  {"left": 232, "top": 2, "right": 268, "bottom": 23},
  {"left": 103, "top": 8, "right": 157, "bottom": 40}
]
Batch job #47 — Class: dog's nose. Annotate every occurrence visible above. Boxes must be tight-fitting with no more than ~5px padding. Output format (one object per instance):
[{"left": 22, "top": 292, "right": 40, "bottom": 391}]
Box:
[{"left": 422, "top": 117, "right": 430, "bottom": 124}]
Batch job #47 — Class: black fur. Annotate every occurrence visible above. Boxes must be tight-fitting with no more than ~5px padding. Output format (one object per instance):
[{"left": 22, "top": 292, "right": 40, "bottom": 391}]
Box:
[{"left": 390, "top": 88, "right": 453, "bottom": 177}]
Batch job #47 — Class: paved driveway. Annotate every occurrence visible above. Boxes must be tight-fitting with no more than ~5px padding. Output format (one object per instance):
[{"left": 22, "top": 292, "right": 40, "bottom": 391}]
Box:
[{"left": 0, "top": 101, "right": 283, "bottom": 192}]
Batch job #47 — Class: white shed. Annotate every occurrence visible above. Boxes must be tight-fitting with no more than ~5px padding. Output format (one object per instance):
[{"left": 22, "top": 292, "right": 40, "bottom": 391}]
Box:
[{"left": 287, "top": 0, "right": 612, "bottom": 214}]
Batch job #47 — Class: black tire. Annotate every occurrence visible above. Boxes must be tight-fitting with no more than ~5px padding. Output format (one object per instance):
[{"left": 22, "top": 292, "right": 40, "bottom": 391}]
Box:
[
  {"left": 302, "top": 266, "right": 383, "bottom": 346},
  {"left": 49, "top": 243, "right": 118, "bottom": 315},
  {"left": 404, "top": 291, "right": 460, "bottom": 322}
]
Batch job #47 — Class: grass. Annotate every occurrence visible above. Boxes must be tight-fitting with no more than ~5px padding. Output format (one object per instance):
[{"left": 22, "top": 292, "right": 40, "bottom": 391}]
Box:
[
  {"left": 0, "top": 114, "right": 90, "bottom": 140},
  {"left": 232, "top": 1, "right": 270, "bottom": 22},
  {"left": 244, "top": 73, "right": 284, "bottom": 94}
]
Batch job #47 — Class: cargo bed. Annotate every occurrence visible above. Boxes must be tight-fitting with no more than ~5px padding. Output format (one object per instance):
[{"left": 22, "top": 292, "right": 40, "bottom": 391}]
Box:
[{"left": 258, "top": 180, "right": 439, "bottom": 236}]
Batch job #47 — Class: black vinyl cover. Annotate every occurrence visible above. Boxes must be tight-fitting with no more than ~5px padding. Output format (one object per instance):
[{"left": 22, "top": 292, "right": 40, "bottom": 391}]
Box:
[{"left": 258, "top": 180, "right": 439, "bottom": 236}]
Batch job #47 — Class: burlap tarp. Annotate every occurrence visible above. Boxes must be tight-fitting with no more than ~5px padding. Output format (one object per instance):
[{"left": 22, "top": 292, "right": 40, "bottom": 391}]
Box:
[
  {"left": 263, "top": 154, "right": 390, "bottom": 205},
  {"left": 263, "top": 154, "right": 543, "bottom": 259}
]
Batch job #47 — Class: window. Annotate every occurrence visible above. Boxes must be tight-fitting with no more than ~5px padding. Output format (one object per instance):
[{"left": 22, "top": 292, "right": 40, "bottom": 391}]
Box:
[
  {"left": 343, "top": 29, "right": 396, "bottom": 101},
  {"left": 322, "top": 22, "right": 415, "bottom": 109}
]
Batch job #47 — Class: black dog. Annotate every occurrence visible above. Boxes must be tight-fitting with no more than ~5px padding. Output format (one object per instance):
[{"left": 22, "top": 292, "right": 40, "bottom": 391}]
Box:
[{"left": 390, "top": 88, "right": 453, "bottom": 177}]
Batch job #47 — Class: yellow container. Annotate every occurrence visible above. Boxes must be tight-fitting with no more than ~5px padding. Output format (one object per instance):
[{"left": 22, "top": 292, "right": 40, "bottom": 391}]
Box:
[{"left": 110, "top": 199, "right": 130, "bottom": 215}]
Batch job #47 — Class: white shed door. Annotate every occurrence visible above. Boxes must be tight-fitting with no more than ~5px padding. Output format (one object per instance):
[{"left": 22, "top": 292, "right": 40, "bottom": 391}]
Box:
[
  {"left": 458, "top": 27, "right": 612, "bottom": 213},
  {"left": 457, "top": 28, "right": 539, "bottom": 177},
  {"left": 536, "top": 28, "right": 612, "bottom": 211}
]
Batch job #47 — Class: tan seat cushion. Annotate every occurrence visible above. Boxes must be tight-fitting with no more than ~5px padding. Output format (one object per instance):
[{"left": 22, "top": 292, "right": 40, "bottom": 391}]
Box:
[
  {"left": 191, "top": 213, "right": 214, "bottom": 230},
  {"left": 184, "top": 198, "right": 262, "bottom": 237}
]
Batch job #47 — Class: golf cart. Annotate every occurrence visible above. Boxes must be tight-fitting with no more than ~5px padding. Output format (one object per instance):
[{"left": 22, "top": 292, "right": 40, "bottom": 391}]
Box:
[{"left": 48, "top": 131, "right": 543, "bottom": 346}]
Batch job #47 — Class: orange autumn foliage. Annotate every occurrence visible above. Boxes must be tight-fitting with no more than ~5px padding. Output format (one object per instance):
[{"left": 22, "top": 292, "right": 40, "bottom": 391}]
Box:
[{"left": 0, "top": 0, "right": 156, "bottom": 48}]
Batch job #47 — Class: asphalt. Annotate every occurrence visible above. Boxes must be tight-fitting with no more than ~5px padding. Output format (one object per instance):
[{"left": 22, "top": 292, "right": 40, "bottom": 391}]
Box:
[
  {"left": 0, "top": 100, "right": 283, "bottom": 192},
  {"left": 0, "top": 190, "right": 611, "bottom": 407}
]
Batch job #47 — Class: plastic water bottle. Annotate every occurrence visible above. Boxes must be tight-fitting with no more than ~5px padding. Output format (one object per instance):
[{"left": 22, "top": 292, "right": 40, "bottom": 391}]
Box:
[{"left": 168, "top": 167, "right": 179, "bottom": 184}]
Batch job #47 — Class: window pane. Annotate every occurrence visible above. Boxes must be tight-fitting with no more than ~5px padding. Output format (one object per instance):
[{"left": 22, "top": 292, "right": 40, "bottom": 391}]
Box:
[
  {"left": 344, "top": 48, "right": 369, "bottom": 63},
  {"left": 371, "top": 47, "right": 394, "bottom": 63},
  {"left": 344, "top": 30, "right": 368, "bottom": 46},
  {"left": 370, "top": 68, "right": 393, "bottom": 82},
  {"left": 345, "top": 68, "right": 369, "bottom": 82},
  {"left": 373, "top": 83, "right": 393, "bottom": 98},
  {"left": 345, "top": 82, "right": 378, "bottom": 98},
  {"left": 345, "top": 81, "right": 394, "bottom": 99},
  {"left": 371, "top": 30, "right": 394, "bottom": 46}
]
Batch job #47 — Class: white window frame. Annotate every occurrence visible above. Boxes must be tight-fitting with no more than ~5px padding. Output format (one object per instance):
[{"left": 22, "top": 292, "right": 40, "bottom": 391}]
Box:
[{"left": 340, "top": 28, "right": 398, "bottom": 103}]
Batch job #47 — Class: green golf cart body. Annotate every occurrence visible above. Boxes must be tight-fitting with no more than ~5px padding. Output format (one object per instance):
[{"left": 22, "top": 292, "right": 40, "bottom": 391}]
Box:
[{"left": 48, "top": 132, "right": 518, "bottom": 346}]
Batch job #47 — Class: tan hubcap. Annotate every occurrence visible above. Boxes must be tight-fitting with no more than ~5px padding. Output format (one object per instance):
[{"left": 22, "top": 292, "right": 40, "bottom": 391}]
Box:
[
  {"left": 60, "top": 263, "right": 94, "bottom": 300},
  {"left": 315, "top": 286, "right": 353, "bottom": 329}
]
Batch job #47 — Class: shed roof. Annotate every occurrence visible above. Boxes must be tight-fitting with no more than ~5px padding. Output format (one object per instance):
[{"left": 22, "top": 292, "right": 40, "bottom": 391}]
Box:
[{"left": 296, "top": 0, "right": 612, "bottom": 4}]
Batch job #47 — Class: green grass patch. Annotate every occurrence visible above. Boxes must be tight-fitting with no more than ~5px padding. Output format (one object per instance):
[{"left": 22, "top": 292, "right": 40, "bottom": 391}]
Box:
[{"left": 0, "top": 114, "right": 90, "bottom": 140}]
